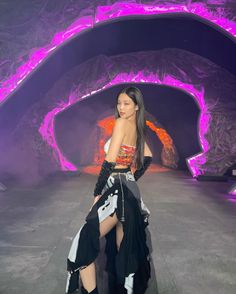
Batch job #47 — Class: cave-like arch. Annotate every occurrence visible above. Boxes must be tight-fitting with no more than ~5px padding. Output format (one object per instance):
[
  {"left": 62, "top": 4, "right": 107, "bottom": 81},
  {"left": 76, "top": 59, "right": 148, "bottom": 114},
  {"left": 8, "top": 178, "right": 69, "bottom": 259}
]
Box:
[
  {"left": 37, "top": 49, "right": 236, "bottom": 178},
  {"left": 0, "top": 1, "right": 235, "bottom": 105},
  {"left": 0, "top": 3, "right": 235, "bottom": 184}
]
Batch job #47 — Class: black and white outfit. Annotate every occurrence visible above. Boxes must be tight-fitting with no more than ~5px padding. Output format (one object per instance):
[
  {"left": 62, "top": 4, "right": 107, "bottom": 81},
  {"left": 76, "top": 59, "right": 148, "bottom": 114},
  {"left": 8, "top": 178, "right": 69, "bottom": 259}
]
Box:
[{"left": 65, "top": 139, "right": 152, "bottom": 294}]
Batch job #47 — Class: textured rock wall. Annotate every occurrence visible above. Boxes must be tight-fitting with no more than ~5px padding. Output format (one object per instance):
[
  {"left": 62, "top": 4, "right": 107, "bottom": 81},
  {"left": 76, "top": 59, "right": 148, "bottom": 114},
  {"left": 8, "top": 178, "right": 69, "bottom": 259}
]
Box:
[{"left": 0, "top": 49, "right": 235, "bottom": 184}]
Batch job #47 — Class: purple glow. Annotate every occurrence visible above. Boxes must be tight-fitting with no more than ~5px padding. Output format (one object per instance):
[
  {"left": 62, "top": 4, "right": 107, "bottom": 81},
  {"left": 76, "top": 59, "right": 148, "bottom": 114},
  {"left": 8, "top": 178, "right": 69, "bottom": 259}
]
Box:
[
  {"left": 39, "top": 94, "right": 79, "bottom": 171},
  {"left": 232, "top": 190, "right": 236, "bottom": 196},
  {"left": 228, "top": 184, "right": 236, "bottom": 197},
  {"left": 0, "top": 16, "right": 93, "bottom": 104},
  {"left": 186, "top": 109, "right": 212, "bottom": 177},
  {"left": 39, "top": 72, "right": 210, "bottom": 176},
  {"left": 0, "top": 2, "right": 236, "bottom": 104},
  {"left": 226, "top": 193, "right": 236, "bottom": 203}
]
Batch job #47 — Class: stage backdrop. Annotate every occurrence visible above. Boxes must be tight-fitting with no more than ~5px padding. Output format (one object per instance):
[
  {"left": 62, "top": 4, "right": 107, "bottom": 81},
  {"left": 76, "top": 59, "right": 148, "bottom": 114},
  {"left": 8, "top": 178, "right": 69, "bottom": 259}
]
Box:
[{"left": 0, "top": 1, "right": 235, "bottom": 185}]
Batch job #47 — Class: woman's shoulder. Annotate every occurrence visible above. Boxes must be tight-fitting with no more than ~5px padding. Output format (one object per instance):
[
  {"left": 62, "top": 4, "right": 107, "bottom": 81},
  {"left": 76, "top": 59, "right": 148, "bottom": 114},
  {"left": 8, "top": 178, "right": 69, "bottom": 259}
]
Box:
[
  {"left": 115, "top": 117, "right": 127, "bottom": 124},
  {"left": 114, "top": 117, "right": 129, "bottom": 130},
  {"left": 115, "top": 117, "right": 134, "bottom": 127}
]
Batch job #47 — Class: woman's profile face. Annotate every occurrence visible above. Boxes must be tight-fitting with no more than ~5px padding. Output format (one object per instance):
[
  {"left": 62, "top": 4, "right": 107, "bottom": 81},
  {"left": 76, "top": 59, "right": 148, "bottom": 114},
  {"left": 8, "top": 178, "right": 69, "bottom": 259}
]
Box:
[{"left": 117, "top": 93, "right": 137, "bottom": 120}]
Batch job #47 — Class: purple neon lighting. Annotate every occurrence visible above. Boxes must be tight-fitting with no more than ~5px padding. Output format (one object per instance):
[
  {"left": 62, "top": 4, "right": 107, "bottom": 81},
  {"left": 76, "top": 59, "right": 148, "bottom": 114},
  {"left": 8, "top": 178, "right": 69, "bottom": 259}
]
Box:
[
  {"left": 231, "top": 190, "right": 236, "bottom": 196},
  {"left": 0, "top": 2, "right": 236, "bottom": 104},
  {"left": 39, "top": 92, "right": 85, "bottom": 171},
  {"left": 228, "top": 184, "right": 236, "bottom": 198},
  {"left": 39, "top": 73, "right": 209, "bottom": 176},
  {"left": 226, "top": 190, "right": 236, "bottom": 202},
  {"left": 0, "top": 16, "right": 93, "bottom": 104}
]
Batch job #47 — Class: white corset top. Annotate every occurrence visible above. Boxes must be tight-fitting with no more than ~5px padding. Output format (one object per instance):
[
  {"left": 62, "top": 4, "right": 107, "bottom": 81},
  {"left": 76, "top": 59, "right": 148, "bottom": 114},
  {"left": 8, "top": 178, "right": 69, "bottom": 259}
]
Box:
[{"left": 104, "top": 138, "right": 111, "bottom": 154}]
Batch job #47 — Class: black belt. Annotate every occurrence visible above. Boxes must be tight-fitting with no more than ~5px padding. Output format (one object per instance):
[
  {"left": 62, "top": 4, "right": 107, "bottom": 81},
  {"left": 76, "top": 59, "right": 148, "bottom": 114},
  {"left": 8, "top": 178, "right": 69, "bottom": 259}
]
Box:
[{"left": 112, "top": 166, "right": 131, "bottom": 173}]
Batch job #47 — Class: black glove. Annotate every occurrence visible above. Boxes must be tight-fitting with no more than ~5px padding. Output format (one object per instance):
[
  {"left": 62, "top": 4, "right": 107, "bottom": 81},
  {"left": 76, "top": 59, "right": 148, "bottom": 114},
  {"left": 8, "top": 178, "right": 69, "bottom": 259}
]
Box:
[
  {"left": 134, "top": 156, "right": 152, "bottom": 181},
  {"left": 93, "top": 159, "right": 116, "bottom": 197}
]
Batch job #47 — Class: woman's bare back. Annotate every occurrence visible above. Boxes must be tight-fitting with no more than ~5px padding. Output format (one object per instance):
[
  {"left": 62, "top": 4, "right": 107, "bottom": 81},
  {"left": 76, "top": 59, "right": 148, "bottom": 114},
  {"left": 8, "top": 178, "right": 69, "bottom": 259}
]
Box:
[
  {"left": 116, "top": 119, "right": 152, "bottom": 168},
  {"left": 122, "top": 120, "right": 137, "bottom": 146}
]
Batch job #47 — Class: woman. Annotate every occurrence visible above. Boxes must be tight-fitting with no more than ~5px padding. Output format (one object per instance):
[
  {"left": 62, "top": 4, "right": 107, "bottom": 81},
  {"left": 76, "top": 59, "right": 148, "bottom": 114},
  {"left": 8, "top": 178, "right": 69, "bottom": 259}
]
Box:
[{"left": 66, "top": 86, "right": 153, "bottom": 294}]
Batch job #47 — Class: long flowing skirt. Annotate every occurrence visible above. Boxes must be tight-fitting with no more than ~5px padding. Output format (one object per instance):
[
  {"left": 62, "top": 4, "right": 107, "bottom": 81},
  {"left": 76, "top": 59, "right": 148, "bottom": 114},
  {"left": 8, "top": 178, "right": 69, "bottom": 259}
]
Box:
[{"left": 65, "top": 167, "right": 151, "bottom": 294}]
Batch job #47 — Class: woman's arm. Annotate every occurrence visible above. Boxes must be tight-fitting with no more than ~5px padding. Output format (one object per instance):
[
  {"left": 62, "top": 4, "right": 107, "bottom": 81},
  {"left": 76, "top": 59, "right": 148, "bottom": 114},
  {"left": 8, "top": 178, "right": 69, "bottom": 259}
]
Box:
[
  {"left": 93, "top": 118, "right": 126, "bottom": 197},
  {"left": 133, "top": 142, "right": 153, "bottom": 181}
]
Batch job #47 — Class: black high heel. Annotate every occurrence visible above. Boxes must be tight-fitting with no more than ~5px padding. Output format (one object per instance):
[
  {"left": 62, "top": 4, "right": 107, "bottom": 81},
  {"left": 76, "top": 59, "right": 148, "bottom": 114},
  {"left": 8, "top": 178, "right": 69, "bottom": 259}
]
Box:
[{"left": 81, "top": 286, "right": 98, "bottom": 294}]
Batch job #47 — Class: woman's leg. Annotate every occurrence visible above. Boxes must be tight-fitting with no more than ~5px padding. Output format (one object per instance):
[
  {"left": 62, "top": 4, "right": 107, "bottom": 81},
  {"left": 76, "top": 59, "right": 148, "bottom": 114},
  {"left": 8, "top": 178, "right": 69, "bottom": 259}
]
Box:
[
  {"left": 79, "top": 212, "right": 119, "bottom": 292},
  {"left": 116, "top": 221, "right": 124, "bottom": 251}
]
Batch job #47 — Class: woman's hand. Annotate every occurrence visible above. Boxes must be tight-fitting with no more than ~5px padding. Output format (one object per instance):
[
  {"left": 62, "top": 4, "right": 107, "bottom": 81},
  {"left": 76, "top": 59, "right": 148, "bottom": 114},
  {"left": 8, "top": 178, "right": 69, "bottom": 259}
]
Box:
[
  {"left": 93, "top": 195, "right": 101, "bottom": 205},
  {"left": 89, "top": 195, "right": 101, "bottom": 211}
]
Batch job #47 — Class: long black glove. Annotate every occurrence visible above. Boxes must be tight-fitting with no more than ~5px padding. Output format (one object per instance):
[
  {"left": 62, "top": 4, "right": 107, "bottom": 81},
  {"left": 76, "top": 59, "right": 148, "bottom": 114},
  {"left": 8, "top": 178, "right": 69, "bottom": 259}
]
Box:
[
  {"left": 93, "top": 159, "right": 116, "bottom": 197},
  {"left": 134, "top": 156, "right": 152, "bottom": 181}
]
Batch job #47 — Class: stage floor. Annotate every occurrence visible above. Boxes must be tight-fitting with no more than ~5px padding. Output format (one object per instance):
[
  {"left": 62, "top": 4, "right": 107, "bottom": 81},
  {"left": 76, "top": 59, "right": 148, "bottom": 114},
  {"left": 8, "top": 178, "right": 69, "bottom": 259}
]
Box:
[{"left": 0, "top": 168, "right": 236, "bottom": 294}]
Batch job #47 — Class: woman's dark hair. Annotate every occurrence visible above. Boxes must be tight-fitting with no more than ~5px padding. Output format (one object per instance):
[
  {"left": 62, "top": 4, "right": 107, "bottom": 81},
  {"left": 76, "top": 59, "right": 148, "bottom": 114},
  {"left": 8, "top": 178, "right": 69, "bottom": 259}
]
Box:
[{"left": 114, "top": 86, "right": 147, "bottom": 169}]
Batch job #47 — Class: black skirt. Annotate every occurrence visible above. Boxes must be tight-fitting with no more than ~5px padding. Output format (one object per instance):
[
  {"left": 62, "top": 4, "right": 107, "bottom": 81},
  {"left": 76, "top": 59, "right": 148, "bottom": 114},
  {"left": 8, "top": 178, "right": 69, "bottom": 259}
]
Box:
[{"left": 66, "top": 167, "right": 151, "bottom": 294}]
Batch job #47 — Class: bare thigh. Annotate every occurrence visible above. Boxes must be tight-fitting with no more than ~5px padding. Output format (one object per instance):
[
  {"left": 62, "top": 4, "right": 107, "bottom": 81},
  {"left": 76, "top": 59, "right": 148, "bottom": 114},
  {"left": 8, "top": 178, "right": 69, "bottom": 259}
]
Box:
[
  {"left": 99, "top": 212, "right": 124, "bottom": 251},
  {"left": 116, "top": 220, "right": 124, "bottom": 251},
  {"left": 99, "top": 212, "right": 119, "bottom": 238}
]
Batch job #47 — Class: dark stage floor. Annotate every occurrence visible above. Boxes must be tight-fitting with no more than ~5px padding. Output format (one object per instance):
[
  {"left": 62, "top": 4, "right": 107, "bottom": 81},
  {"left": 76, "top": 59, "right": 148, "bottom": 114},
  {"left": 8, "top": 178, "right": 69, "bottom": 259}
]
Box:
[{"left": 0, "top": 166, "right": 236, "bottom": 294}]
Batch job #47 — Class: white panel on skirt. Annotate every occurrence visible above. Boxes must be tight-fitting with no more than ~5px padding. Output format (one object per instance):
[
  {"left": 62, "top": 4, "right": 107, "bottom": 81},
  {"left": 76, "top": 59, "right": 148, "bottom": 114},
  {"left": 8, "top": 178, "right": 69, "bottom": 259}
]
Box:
[
  {"left": 97, "top": 191, "right": 118, "bottom": 223},
  {"left": 124, "top": 272, "right": 135, "bottom": 294}
]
